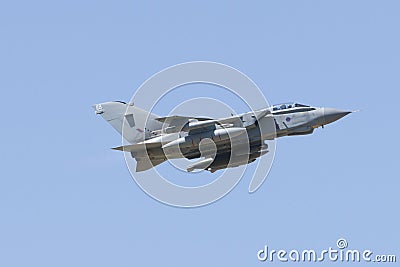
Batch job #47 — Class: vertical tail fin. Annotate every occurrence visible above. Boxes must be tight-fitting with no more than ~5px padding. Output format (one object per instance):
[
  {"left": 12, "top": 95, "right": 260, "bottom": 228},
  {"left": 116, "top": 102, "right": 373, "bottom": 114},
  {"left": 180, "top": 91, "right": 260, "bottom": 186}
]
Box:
[{"left": 92, "top": 101, "right": 162, "bottom": 143}]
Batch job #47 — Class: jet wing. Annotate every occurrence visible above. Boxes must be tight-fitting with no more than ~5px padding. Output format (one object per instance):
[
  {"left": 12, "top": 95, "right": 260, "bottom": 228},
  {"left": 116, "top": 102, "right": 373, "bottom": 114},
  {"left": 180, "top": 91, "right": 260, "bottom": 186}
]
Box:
[
  {"left": 155, "top": 116, "right": 216, "bottom": 134},
  {"left": 155, "top": 110, "right": 270, "bottom": 134},
  {"left": 155, "top": 115, "right": 211, "bottom": 126}
]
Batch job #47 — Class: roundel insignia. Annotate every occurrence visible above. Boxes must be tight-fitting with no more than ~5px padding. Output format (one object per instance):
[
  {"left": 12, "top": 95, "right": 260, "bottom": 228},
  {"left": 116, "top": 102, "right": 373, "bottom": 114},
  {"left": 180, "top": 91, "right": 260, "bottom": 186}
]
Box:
[{"left": 286, "top": 117, "right": 291, "bottom": 122}]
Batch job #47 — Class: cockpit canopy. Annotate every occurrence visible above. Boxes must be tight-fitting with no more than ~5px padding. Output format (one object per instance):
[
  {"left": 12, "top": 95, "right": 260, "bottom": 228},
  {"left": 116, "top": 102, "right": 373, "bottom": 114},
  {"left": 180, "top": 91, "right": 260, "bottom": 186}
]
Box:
[{"left": 272, "top": 103, "right": 310, "bottom": 111}]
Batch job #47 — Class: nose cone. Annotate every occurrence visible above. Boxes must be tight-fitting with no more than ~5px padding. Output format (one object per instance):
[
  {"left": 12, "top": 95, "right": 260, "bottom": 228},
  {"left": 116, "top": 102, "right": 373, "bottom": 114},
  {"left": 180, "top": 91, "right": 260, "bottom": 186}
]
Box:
[{"left": 323, "top": 108, "right": 352, "bottom": 125}]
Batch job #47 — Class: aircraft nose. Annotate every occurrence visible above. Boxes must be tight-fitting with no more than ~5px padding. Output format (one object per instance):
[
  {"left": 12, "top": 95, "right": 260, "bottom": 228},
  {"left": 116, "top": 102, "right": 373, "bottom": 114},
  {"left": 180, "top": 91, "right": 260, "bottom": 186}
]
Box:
[{"left": 322, "top": 108, "right": 352, "bottom": 125}]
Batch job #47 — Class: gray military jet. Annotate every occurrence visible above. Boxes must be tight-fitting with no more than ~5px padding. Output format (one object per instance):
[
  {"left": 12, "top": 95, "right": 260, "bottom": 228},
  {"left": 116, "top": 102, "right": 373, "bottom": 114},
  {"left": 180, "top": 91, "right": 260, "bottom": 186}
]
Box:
[{"left": 93, "top": 101, "right": 352, "bottom": 172}]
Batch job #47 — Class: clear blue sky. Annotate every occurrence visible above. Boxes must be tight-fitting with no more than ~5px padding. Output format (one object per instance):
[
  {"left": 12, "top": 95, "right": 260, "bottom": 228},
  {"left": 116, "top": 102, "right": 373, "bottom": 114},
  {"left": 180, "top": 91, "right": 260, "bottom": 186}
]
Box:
[{"left": 1, "top": 1, "right": 399, "bottom": 266}]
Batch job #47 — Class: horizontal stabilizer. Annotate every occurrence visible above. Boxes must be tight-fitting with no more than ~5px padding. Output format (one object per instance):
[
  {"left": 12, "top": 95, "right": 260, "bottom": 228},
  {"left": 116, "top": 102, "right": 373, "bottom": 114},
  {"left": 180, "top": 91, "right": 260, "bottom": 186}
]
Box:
[
  {"left": 112, "top": 142, "right": 161, "bottom": 152},
  {"left": 136, "top": 158, "right": 166, "bottom": 172}
]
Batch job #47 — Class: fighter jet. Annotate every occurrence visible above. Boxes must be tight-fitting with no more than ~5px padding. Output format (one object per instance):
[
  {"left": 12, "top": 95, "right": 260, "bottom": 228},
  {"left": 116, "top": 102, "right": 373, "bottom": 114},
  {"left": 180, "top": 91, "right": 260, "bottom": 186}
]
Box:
[{"left": 93, "top": 101, "right": 352, "bottom": 172}]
